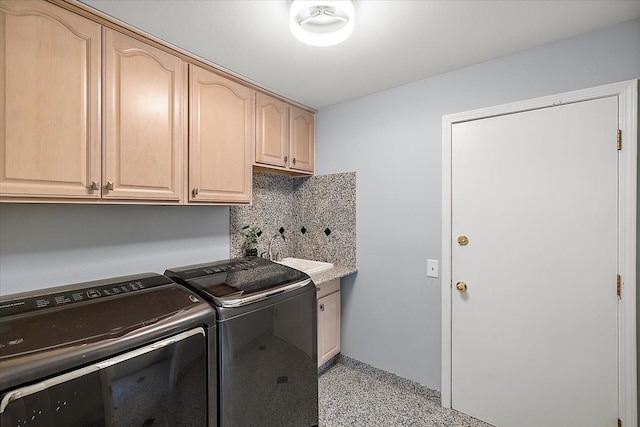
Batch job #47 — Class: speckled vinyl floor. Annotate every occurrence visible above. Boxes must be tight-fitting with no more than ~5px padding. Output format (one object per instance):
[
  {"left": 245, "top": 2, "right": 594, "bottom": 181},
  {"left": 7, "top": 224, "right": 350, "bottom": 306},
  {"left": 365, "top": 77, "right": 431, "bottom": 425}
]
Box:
[{"left": 318, "top": 359, "right": 493, "bottom": 427}]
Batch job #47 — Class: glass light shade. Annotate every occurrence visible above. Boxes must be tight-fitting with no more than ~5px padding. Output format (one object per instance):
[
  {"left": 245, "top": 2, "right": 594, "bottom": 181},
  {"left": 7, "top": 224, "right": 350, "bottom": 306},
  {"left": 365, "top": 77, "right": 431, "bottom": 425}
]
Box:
[{"left": 290, "top": 0, "right": 355, "bottom": 47}]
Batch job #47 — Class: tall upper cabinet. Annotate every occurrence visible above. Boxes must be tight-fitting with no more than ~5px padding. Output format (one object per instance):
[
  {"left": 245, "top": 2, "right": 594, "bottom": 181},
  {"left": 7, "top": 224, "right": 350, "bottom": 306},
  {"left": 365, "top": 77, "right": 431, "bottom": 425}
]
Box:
[
  {"left": 189, "top": 64, "right": 253, "bottom": 204},
  {"left": 0, "top": 0, "right": 101, "bottom": 199},
  {"left": 103, "top": 28, "right": 184, "bottom": 202},
  {"left": 255, "top": 93, "right": 315, "bottom": 175}
]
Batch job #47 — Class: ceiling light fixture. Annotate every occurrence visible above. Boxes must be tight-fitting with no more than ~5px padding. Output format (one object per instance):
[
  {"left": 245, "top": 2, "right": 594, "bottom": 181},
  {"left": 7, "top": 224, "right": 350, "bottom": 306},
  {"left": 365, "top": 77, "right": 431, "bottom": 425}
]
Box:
[{"left": 290, "top": 0, "right": 355, "bottom": 47}]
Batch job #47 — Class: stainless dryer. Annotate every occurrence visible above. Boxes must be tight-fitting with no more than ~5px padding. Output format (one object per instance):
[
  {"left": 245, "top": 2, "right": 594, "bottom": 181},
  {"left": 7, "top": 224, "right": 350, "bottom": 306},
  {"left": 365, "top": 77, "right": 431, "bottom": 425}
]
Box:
[
  {"left": 0, "top": 273, "right": 217, "bottom": 426},
  {"left": 165, "top": 257, "right": 318, "bottom": 427}
]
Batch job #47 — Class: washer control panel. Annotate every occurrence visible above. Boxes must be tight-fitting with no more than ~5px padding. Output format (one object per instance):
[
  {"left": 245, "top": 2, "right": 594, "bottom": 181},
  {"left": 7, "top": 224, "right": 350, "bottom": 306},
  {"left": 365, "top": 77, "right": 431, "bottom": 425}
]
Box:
[{"left": 0, "top": 275, "right": 172, "bottom": 317}]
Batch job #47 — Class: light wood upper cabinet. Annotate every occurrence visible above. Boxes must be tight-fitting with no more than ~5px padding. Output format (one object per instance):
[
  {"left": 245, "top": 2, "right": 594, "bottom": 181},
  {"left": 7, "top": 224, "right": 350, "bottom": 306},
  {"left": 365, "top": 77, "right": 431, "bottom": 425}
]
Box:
[
  {"left": 1, "top": 0, "right": 315, "bottom": 204},
  {"left": 255, "top": 93, "right": 288, "bottom": 168},
  {"left": 289, "top": 106, "right": 315, "bottom": 173},
  {"left": 103, "top": 28, "right": 184, "bottom": 202},
  {"left": 255, "top": 93, "right": 315, "bottom": 175},
  {"left": 0, "top": 0, "right": 101, "bottom": 199},
  {"left": 189, "top": 64, "right": 253, "bottom": 204}
]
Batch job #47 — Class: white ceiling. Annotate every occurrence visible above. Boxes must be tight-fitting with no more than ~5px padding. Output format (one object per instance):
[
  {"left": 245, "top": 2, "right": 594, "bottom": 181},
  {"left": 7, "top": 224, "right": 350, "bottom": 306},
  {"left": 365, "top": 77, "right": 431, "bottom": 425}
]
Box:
[{"left": 81, "top": 0, "right": 640, "bottom": 109}]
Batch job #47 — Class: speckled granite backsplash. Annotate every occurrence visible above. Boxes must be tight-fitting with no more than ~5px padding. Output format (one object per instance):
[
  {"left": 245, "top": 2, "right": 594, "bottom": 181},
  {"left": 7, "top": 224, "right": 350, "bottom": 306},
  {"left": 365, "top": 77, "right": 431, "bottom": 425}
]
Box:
[{"left": 230, "top": 172, "right": 356, "bottom": 266}]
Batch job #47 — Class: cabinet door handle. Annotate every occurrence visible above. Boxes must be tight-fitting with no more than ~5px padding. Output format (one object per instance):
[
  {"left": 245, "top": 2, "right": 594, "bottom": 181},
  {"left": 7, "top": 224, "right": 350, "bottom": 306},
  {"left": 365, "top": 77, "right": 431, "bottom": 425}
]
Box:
[
  {"left": 90, "top": 181, "right": 99, "bottom": 190},
  {"left": 192, "top": 187, "right": 199, "bottom": 197},
  {"left": 106, "top": 181, "right": 114, "bottom": 191},
  {"left": 284, "top": 155, "right": 288, "bottom": 164},
  {"left": 319, "top": 303, "right": 324, "bottom": 311},
  {"left": 292, "top": 158, "right": 297, "bottom": 165}
]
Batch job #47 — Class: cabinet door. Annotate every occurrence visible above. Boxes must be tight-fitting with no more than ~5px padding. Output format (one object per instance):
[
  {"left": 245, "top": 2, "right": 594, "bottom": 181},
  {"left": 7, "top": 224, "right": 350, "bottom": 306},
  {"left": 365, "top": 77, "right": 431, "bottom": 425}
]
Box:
[
  {"left": 255, "top": 93, "right": 288, "bottom": 168},
  {"left": 189, "top": 64, "right": 252, "bottom": 203},
  {"left": 0, "top": 0, "right": 101, "bottom": 199},
  {"left": 103, "top": 29, "right": 184, "bottom": 201},
  {"left": 289, "top": 107, "right": 314, "bottom": 173},
  {"left": 318, "top": 291, "right": 340, "bottom": 366}
]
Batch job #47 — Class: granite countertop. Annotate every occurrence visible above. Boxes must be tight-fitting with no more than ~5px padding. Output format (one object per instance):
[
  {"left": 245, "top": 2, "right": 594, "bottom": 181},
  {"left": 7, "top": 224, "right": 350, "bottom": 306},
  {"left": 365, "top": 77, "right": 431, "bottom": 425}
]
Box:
[{"left": 309, "top": 265, "right": 357, "bottom": 285}]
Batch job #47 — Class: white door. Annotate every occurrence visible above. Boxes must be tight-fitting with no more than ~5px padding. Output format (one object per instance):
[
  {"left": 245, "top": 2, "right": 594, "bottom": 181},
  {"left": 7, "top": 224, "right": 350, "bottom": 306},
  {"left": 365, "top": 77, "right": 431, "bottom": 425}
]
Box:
[{"left": 451, "top": 96, "right": 619, "bottom": 427}]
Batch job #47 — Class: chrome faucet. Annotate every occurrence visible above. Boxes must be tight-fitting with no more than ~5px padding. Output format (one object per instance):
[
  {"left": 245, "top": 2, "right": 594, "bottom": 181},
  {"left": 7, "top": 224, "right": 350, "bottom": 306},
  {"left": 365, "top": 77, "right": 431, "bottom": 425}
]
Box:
[{"left": 268, "top": 233, "right": 286, "bottom": 261}]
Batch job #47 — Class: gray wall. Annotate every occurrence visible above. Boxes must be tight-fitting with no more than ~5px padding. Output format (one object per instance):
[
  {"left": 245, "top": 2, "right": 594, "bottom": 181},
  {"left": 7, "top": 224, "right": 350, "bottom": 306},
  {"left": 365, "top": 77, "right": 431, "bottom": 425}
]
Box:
[
  {"left": 315, "top": 18, "right": 640, "bottom": 390},
  {"left": 0, "top": 204, "right": 230, "bottom": 295}
]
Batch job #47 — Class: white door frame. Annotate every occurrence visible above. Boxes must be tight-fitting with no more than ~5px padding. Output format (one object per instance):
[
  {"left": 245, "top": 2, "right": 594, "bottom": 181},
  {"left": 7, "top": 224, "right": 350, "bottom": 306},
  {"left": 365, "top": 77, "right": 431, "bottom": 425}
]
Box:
[{"left": 441, "top": 80, "right": 638, "bottom": 426}]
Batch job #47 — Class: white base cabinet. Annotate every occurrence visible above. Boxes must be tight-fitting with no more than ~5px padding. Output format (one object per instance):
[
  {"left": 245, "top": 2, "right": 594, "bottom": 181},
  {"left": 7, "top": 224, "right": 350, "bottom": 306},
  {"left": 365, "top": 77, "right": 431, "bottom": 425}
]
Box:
[{"left": 317, "top": 279, "right": 341, "bottom": 366}]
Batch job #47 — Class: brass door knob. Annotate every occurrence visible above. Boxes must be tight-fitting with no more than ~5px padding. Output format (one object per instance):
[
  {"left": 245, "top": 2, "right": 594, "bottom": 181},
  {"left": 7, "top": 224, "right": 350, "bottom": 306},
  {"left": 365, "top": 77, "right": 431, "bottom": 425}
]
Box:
[
  {"left": 457, "top": 235, "right": 469, "bottom": 246},
  {"left": 456, "top": 281, "right": 467, "bottom": 292}
]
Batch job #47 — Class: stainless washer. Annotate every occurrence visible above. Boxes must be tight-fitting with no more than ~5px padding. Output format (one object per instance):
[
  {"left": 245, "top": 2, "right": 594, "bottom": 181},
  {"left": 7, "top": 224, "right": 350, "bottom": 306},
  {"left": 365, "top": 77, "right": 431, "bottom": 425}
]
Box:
[{"left": 165, "top": 257, "right": 318, "bottom": 427}]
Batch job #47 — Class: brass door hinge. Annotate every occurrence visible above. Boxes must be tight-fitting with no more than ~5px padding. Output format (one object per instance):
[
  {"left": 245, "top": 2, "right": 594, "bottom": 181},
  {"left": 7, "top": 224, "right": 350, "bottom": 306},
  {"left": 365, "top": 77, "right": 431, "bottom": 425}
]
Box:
[
  {"left": 617, "top": 129, "right": 622, "bottom": 150},
  {"left": 617, "top": 275, "right": 621, "bottom": 298}
]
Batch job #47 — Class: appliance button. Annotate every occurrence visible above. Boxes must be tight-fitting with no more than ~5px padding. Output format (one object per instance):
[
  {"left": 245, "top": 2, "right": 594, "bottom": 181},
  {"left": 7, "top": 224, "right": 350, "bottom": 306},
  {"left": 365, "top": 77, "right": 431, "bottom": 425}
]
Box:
[{"left": 86, "top": 289, "right": 101, "bottom": 298}]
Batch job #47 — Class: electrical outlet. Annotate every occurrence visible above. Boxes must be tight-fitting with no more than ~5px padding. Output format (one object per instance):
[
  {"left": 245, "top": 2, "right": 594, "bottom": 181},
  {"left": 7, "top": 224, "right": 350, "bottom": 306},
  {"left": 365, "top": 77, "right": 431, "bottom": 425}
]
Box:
[{"left": 427, "top": 259, "right": 439, "bottom": 278}]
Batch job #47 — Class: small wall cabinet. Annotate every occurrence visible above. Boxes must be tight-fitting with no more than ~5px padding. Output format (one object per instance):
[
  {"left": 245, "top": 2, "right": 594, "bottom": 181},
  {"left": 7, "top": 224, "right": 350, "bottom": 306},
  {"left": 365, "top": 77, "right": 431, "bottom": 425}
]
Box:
[
  {"left": 255, "top": 93, "right": 288, "bottom": 168},
  {"left": 317, "top": 278, "right": 341, "bottom": 366},
  {"left": 289, "top": 106, "right": 315, "bottom": 173},
  {"left": 255, "top": 93, "right": 315, "bottom": 175}
]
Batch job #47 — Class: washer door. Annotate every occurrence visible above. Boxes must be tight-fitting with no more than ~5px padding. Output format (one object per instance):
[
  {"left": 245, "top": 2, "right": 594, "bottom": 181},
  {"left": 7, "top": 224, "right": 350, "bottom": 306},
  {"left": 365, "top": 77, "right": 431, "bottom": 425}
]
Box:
[
  {"left": 218, "top": 288, "right": 318, "bottom": 426},
  {"left": 0, "top": 328, "right": 207, "bottom": 427}
]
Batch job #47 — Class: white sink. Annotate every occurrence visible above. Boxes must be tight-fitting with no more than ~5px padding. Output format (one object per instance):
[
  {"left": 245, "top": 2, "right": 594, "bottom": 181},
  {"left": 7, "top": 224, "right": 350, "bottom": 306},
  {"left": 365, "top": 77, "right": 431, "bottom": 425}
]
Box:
[{"left": 275, "top": 257, "right": 334, "bottom": 275}]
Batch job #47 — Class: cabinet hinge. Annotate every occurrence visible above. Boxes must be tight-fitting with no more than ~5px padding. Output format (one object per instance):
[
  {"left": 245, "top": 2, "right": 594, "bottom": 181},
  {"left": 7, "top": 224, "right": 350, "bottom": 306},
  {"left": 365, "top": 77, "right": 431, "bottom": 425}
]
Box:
[
  {"left": 617, "top": 129, "right": 622, "bottom": 150},
  {"left": 450, "top": 280, "right": 452, "bottom": 289},
  {"left": 617, "top": 275, "right": 621, "bottom": 298}
]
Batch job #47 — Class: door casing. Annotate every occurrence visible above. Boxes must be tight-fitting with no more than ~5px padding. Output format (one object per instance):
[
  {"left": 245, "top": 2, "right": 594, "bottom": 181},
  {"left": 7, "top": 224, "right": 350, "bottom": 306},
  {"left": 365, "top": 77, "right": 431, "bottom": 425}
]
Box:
[{"left": 441, "top": 80, "right": 638, "bottom": 426}]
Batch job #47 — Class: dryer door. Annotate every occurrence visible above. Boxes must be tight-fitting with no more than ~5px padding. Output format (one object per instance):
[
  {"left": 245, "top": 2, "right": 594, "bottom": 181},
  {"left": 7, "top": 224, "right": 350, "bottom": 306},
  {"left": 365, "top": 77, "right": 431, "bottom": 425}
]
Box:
[{"left": 0, "top": 328, "right": 207, "bottom": 426}]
